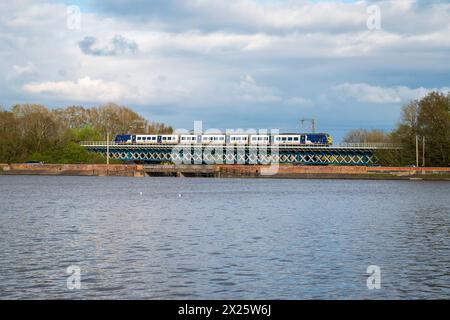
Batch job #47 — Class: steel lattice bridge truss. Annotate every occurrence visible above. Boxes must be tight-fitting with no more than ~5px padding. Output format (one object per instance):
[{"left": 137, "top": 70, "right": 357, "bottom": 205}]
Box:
[{"left": 80, "top": 142, "right": 401, "bottom": 166}]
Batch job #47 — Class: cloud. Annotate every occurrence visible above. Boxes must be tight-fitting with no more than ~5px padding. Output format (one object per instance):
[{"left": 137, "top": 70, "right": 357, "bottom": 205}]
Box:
[
  {"left": 10, "top": 62, "right": 36, "bottom": 78},
  {"left": 90, "top": 0, "right": 450, "bottom": 35},
  {"left": 23, "top": 77, "right": 132, "bottom": 102},
  {"left": 236, "top": 75, "right": 282, "bottom": 103},
  {"left": 78, "top": 35, "right": 138, "bottom": 56},
  {"left": 87, "top": 0, "right": 372, "bottom": 33},
  {"left": 285, "top": 96, "right": 314, "bottom": 108},
  {"left": 1, "top": 0, "right": 450, "bottom": 141},
  {"left": 335, "top": 83, "right": 450, "bottom": 104}
]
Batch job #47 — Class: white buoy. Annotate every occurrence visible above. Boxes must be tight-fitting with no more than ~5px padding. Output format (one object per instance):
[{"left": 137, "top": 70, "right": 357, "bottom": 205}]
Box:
[
  {"left": 140, "top": 192, "right": 143, "bottom": 195},
  {"left": 178, "top": 193, "right": 182, "bottom": 198}
]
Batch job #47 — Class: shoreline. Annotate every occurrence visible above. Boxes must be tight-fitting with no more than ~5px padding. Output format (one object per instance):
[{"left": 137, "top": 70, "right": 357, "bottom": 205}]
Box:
[{"left": 1, "top": 163, "right": 450, "bottom": 181}]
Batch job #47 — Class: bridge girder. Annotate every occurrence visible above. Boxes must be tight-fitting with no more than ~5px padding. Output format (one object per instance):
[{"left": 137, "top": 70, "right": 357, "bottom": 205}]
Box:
[{"left": 83, "top": 145, "right": 383, "bottom": 166}]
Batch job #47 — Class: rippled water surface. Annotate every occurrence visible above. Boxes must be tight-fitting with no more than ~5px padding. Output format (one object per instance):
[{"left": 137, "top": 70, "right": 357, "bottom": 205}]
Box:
[{"left": 0, "top": 175, "right": 449, "bottom": 299}]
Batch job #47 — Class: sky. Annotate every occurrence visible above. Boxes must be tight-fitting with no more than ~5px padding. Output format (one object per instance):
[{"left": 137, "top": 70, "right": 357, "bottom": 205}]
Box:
[{"left": 1, "top": 0, "right": 450, "bottom": 141}]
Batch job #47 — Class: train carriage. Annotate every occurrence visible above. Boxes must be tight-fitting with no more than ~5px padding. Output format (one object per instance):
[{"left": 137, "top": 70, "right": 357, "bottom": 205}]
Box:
[
  {"left": 228, "top": 134, "right": 249, "bottom": 145},
  {"left": 273, "top": 134, "right": 302, "bottom": 145},
  {"left": 250, "top": 135, "right": 271, "bottom": 145},
  {"left": 114, "top": 132, "right": 332, "bottom": 146},
  {"left": 201, "top": 135, "right": 226, "bottom": 145},
  {"left": 180, "top": 134, "right": 200, "bottom": 144}
]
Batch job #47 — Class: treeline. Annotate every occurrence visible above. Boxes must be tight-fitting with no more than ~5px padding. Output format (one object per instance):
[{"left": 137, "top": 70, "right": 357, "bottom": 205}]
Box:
[
  {"left": 0, "top": 103, "right": 173, "bottom": 164},
  {"left": 344, "top": 91, "right": 450, "bottom": 167}
]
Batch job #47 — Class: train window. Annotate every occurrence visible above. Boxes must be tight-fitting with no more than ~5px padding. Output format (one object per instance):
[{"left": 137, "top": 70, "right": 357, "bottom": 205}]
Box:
[
  {"left": 137, "top": 137, "right": 141, "bottom": 140},
  {"left": 294, "top": 137, "right": 299, "bottom": 141},
  {"left": 288, "top": 137, "right": 293, "bottom": 141}
]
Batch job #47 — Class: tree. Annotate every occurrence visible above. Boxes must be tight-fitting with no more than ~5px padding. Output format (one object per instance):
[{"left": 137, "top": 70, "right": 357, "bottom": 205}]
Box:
[
  {"left": 70, "top": 126, "right": 103, "bottom": 142},
  {"left": 11, "top": 104, "right": 63, "bottom": 155},
  {"left": 90, "top": 103, "right": 146, "bottom": 138},
  {"left": 417, "top": 92, "right": 450, "bottom": 166},
  {"left": 53, "top": 106, "right": 90, "bottom": 129},
  {"left": 147, "top": 121, "right": 173, "bottom": 134},
  {"left": 0, "top": 109, "right": 23, "bottom": 162},
  {"left": 344, "top": 91, "right": 450, "bottom": 167},
  {"left": 0, "top": 103, "right": 173, "bottom": 164},
  {"left": 390, "top": 91, "right": 450, "bottom": 166},
  {"left": 343, "top": 129, "right": 390, "bottom": 143}
]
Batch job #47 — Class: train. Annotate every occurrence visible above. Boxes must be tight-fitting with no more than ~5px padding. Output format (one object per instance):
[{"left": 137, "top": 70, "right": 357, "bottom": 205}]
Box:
[{"left": 114, "top": 133, "right": 333, "bottom": 146}]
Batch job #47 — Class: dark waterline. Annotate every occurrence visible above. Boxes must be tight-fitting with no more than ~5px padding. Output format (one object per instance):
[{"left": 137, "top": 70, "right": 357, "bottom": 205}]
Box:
[{"left": 0, "top": 175, "right": 449, "bottom": 299}]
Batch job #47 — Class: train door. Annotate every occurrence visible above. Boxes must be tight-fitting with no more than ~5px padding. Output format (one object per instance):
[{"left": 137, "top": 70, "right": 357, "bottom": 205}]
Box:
[
  {"left": 300, "top": 135, "right": 306, "bottom": 144},
  {"left": 157, "top": 136, "right": 162, "bottom": 143},
  {"left": 197, "top": 135, "right": 202, "bottom": 144},
  {"left": 132, "top": 135, "right": 137, "bottom": 144}
]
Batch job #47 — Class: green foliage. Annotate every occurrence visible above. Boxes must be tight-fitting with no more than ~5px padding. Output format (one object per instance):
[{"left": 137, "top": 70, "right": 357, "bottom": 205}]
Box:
[
  {"left": 26, "top": 142, "right": 106, "bottom": 164},
  {"left": 374, "top": 149, "right": 403, "bottom": 167},
  {"left": 390, "top": 92, "right": 450, "bottom": 167},
  {"left": 345, "top": 91, "right": 450, "bottom": 167},
  {"left": 0, "top": 103, "right": 171, "bottom": 164},
  {"left": 70, "top": 126, "right": 103, "bottom": 142}
]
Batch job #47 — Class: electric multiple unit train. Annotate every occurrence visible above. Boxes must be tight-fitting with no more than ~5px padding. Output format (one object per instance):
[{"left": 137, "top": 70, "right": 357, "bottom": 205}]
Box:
[{"left": 114, "top": 133, "right": 333, "bottom": 146}]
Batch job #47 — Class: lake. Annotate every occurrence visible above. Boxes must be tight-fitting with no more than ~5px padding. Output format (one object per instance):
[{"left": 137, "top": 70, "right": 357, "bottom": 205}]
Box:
[{"left": 0, "top": 175, "right": 449, "bottom": 299}]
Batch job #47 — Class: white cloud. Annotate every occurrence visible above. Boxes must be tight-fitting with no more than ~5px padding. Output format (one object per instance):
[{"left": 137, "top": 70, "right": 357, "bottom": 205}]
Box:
[
  {"left": 236, "top": 75, "right": 281, "bottom": 103},
  {"left": 1, "top": 0, "right": 450, "bottom": 137},
  {"left": 23, "top": 77, "right": 132, "bottom": 102},
  {"left": 285, "top": 96, "right": 314, "bottom": 108},
  {"left": 10, "top": 62, "right": 36, "bottom": 77},
  {"left": 335, "top": 83, "right": 450, "bottom": 104}
]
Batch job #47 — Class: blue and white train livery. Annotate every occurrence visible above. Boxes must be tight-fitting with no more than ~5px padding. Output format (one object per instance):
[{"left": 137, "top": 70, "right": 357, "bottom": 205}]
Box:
[{"left": 114, "top": 133, "right": 333, "bottom": 146}]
